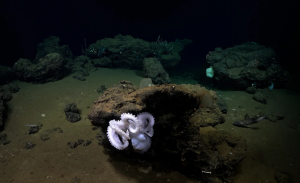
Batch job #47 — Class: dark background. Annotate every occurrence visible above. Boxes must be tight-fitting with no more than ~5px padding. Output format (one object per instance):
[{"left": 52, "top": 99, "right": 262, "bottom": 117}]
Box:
[{"left": 0, "top": 0, "right": 299, "bottom": 74}]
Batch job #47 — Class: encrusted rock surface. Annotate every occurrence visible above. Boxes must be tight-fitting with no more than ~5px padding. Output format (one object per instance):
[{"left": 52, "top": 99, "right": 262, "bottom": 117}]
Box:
[{"left": 88, "top": 81, "right": 247, "bottom": 182}]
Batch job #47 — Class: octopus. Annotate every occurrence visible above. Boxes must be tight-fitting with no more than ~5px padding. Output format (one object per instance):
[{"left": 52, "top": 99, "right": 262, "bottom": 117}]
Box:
[{"left": 107, "top": 112, "right": 155, "bottom": 153}]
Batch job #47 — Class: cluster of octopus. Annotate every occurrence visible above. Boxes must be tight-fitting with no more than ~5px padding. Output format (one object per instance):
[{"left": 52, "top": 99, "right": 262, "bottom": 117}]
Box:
[{"left": 106, "top": 112, "right": 155, "bottom": 154}]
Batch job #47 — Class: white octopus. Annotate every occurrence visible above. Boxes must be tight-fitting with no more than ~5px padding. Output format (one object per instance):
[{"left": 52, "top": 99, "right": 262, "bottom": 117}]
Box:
[{"left": 107, "top": 112, "right": 155, "bottom": 153}]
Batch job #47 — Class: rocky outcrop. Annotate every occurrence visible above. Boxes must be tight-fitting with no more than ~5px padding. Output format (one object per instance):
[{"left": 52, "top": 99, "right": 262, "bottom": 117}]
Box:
[
  {"left": 88, "top": 81, "right": 247, "bottom": 182},
  {"left": 35, "top": 36, "right": 73, "bottom": 61},
  {"left": 143, "top": 57, "right": 170, "bottom": 84},
  {"left": 0, "top": 65, "right": 16, "bottom": 85},
  {"left": 85, "top": 34, "right": 192, "bottom": 70},
  {"left": 13, "top": 53, "right": 64, "bottom": 83},
  {"left": 0, "top": 83, "right": 20, "bottom": 130},
  {"left": 205, "top": 42, "right": 291, "bottom": 90}
]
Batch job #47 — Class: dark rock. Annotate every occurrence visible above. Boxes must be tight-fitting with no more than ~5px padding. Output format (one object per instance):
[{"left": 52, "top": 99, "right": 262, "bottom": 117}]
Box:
[
  {"left": 95, "top": 130, "right": 107, "bottom": 145},
  {"left": 67, "top": 141, "right": 78, "bottom": 149},
  {"left": 73, "top": 75, "right": 86, "bottom": 81},
  {"left": 35, "top": 36, "right": 73, "bottom": 60},
  {"left": 13, "top": 53, "right": 64, "bottom": 83},
  {"left": 92, "top": 126, "right": 100, "bottom": 131},
  {"left": 245, "top": 86, "right": 256, "bottom": 94},
  {"left": 64, "top": 103, "right": 79, "bottom": 113},
  {"left": 0, "top": 83, "right": 20, "bottom": 93},
  {"left": 85, "top": 34, "right": 192, "bottom": 70},
  {"left": 0, "top": 65, "right": 17, "bottom": 85},
  {"left": 0, "top": 99, "right": 6, "bottom": 130},
  {"left": 75, "top": 68, "right": 89, "bottom": 77},
  {"left": 95, "top": 129, "right": 105, "bottom": 143},
  {"left": 25, "top": 142, "right": 36, "bottom": 149},
  {"left": 0, "top": 133, "right": 10, "bottom": 145},
  {"left": 143, "top": 57, "right": 170, "bottom": 84},
  {"left": 9, "top": 84, "right": 20, "bottom": 93},
  {"left": 47, "top": 127, "right": 63, "bottom": 133},
  {"left": 0, "top": 83, "right": 20, "bottom": 104},
  {"left": 27, "top": 123, "right": 43, "bottom": 135},
  {"left": 1, "top": 140, "right": 10, "bottom": 145},
  {"left": 64, "top": 103, "right": 81, "bottom": 122},
  {"left": 276, "top": 113, "right": 284, "bottom": 120},
  {"left": 65, "top": 112, "right": 81, "bottom": 122},
  {"left": 40, "top": 134, "right": 50, "bottom": 141},
  {"left": 216, "top": 97, "right": 228, "bottom": 114},
  {"left": 96, "top": 85, "right": 107, "bottom": 93},
  {"left": 28, "top": 126, "right": 40, "bottom": 134},
  {"left": 205, "top": 42, "right": 291, "bottom": 90},
  {"left": 266, "top": 112, "right": 284, "bottom": 122},
  {"left": 0, "top": 133, "right": 7, "bottom": 140},
  {"left": 253, "top": 92, "right": 267, "bottom": 104},
  {"left": 78, "top": 139, "right": 84, "bottom": 145},
  {"left": 83, "top": 140, "right": 92, "bottom": 146},
  {"left": 65, "top": 55, "right": 92, "bottom": 79},
  {"left": 73, "top": 55, "right": 90, "bottom": 69},
  {"left": 72, "top": 73, "right": 86, "bottom": 81},
  {"left": 40, "top": 127, "right": 63, "bottom": 140},
  {"left": 0, "top": 91, "right": 12, "bottom": 102}
]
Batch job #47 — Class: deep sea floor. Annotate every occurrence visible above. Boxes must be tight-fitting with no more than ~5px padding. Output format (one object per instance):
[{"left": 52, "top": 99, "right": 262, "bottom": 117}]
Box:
[{"left": 0, "top": 68, "right": 299, "bottom": 183}]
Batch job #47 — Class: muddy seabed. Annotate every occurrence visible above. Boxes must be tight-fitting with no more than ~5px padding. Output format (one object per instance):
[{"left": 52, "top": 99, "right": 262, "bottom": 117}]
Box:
[{"left": 0, "top": 68, "right": 299, "bottom": 183}]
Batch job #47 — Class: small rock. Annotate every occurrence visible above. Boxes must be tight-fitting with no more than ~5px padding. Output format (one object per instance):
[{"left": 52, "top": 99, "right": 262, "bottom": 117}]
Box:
[
  {"left": 64, "top": 103, "right": 81, "bottom": 122},
  {"left": 78, "top": 139, "right": 84, "bottom": 145},
  {"left": 67, "top": 141, "right": 78, "bottom": 149},
  {"left": 253, "top": 92, "right": 267, "bottom": 104},
  {"left": 25, "top": 142, "right": 36, "bottom": 149},
  {"left": 0, "top": 133, "right": 10, "bottom": 145},
  {"left": 28, "top": 123, "right": 43, "bottom": 135},
  {"left": 96, "top": 85, "right": 107, "bottom": 93},
  {"left": 83, "top": 140, "right": 92, "bottom": 146},
  {"left": 40, "top": 134, "right": 50, "bottom": 141}
]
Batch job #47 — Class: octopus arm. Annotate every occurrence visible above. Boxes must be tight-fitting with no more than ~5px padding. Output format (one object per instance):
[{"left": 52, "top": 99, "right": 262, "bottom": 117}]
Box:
[{"left": 107, "top": 126, "right": 129, "bottom": 150}]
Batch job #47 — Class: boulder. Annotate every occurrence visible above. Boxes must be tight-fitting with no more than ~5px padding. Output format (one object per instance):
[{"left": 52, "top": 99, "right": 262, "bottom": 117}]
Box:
[
  {"left": 13, "top": 53, "right": 64, "bottom": 83},
  {"left": 88, "top": 81, "right": 246, "bottom": 182}
]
